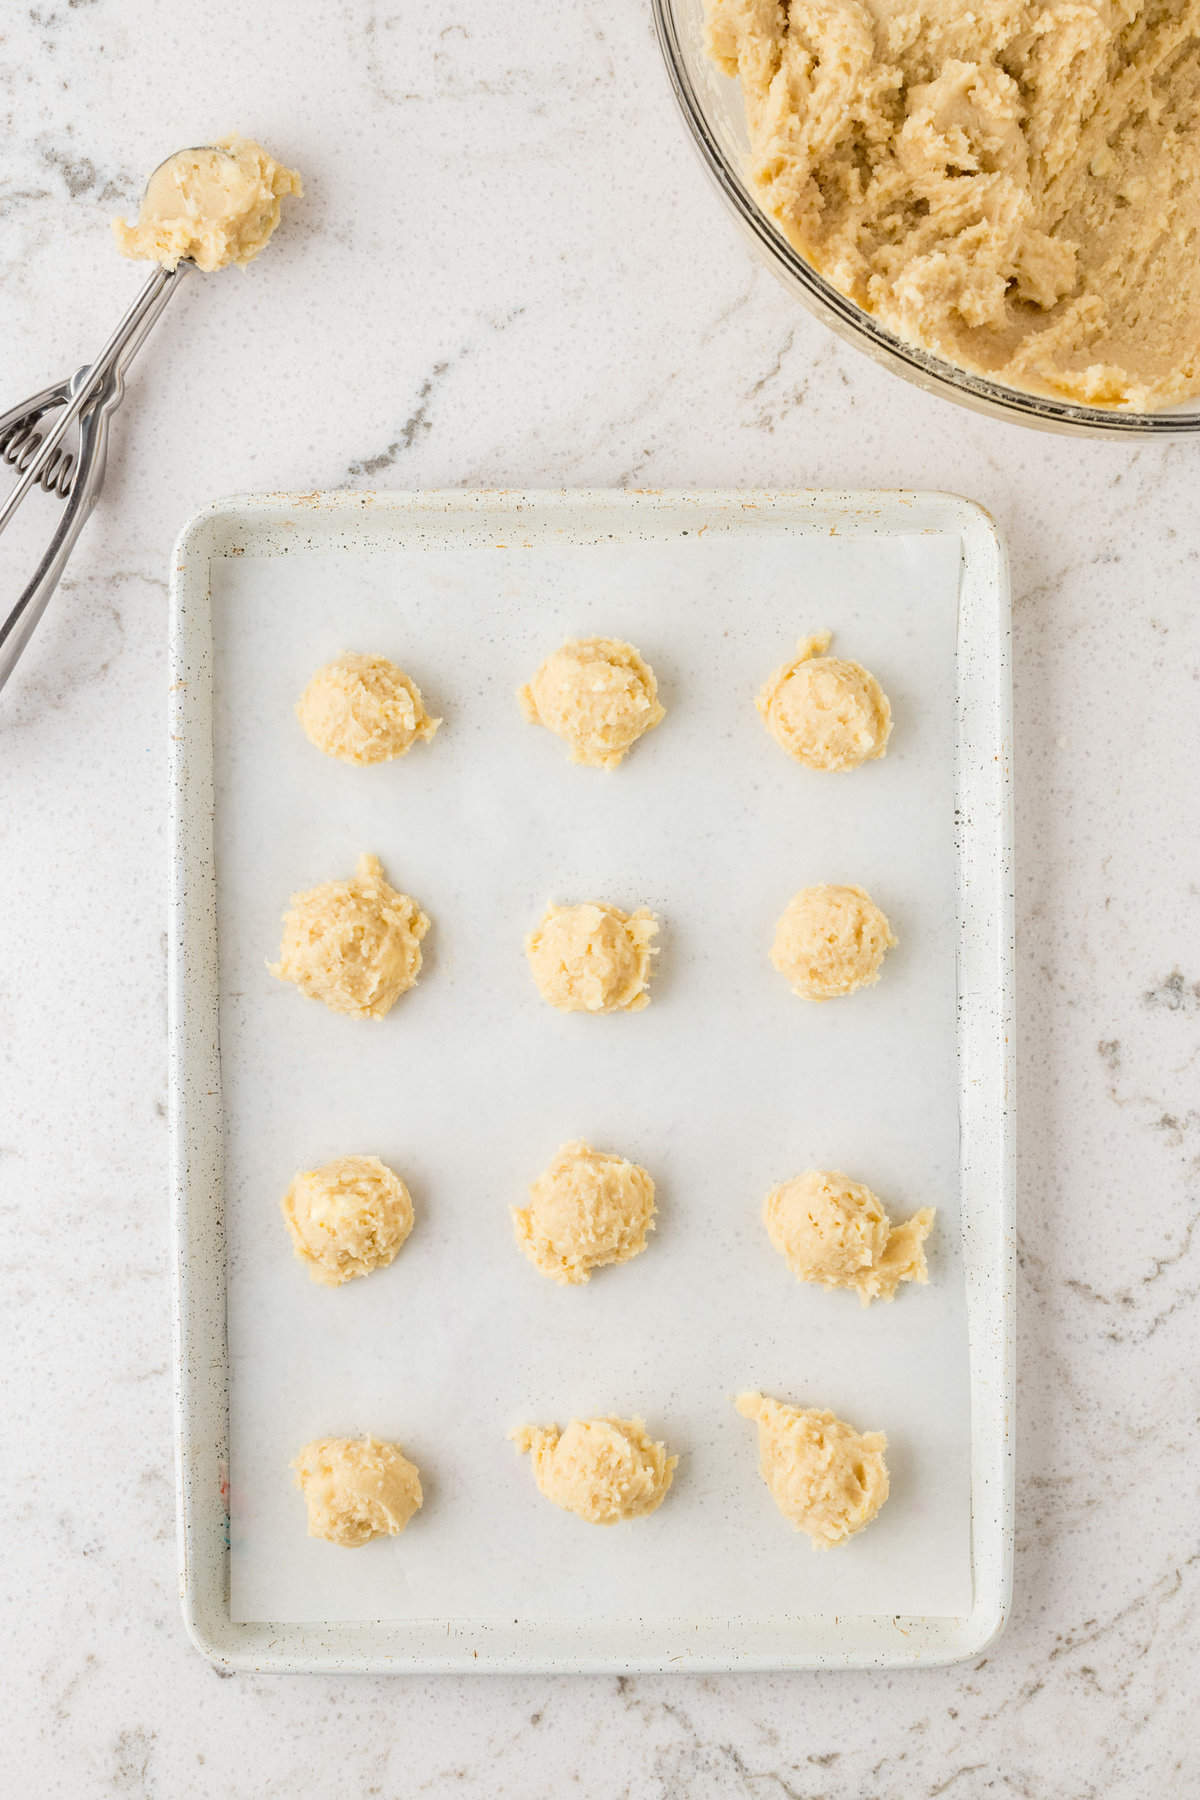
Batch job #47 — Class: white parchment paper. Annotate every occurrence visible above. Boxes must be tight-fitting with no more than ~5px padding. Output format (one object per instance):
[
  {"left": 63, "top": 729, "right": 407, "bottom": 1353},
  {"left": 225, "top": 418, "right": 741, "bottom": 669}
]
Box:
[{"left": 214, "top": 512, "right": 972, "bottom": 1626}]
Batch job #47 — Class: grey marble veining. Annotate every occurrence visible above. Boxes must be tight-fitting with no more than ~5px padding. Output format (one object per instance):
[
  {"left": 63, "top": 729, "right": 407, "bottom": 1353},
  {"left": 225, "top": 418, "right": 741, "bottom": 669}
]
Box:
[{"left": 2, "top": 1, "right": 1199, "bottom": 1795}]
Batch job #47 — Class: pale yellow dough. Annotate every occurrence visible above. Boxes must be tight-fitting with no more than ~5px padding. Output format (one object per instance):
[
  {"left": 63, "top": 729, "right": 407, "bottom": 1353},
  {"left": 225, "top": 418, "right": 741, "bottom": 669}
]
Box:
[
  {"left": 292, "top": 1435, "right": 422, "bottom": 1546},
  {"left": 270, "top": 852, "right": 429, "bottom": 1019},
  {"left": 113, "top": 135, "right": 301, "bottom": 272},
  {"left": 511, "top": 1416, "right": 677, "bottom": 1524},
  {"left": 297, "top": 653, "right": 440, "bottom": 765},
  {"left": 736, "top": 1392, "right": 889, "bottom": 1548},
  {"left": 281, "top": 1154, "right": 414, "bottom": 1286},
  {"left": 771, "top": 884, "right": 895, "bottom": 1000},
  {"left": 757, "top": 632, "right": 891, "bottom": 771},
  {"left": 519, "top": 636, "right": 665, "bottom": 768},
  {"left": 764, "top": 1168, "right": 935, "bottom": 1304},
  {"left": 513, "top": 1140, "right": 656, "bottom": 1285},
  {"left": 526, "top": 902, "right": 658, "bottom": 1013},
  {"left": 705, "top": 0, "right": 1200, "bottom": 410}
]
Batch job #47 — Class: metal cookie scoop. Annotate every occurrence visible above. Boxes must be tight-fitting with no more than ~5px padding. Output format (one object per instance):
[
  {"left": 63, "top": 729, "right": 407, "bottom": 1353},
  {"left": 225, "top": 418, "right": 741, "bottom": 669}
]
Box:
[{"left": 0, "top": 148, "right": 233, "bottom": 693}]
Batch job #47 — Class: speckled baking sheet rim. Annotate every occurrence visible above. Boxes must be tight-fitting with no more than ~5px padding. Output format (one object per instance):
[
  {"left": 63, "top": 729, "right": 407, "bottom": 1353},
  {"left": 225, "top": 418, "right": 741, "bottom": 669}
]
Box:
[{"left": 167, "top": 488, "right": 1014, "bottom": 1673}]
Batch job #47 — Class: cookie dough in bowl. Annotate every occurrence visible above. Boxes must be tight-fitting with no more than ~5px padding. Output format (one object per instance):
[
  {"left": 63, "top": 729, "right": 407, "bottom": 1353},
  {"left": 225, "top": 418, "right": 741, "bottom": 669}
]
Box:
[
  {"left": 526, "top": 902, "right": 658, "bottom": 1013},
  {"left": 757, "top": 632, "right": 891, "bottom": 770},
  {"left": 519, "top": 636, "right": 665, "bottom": 767},
  {"left": 297, "top": 652, "right": 440, "bottom": 765},
  {"left": 292, "top": 1435, "right": 423, "bottom": 1546},
  {"left": 270, "top": 852, "right": 430, "bottom": 1019},
  {"left": 705, "top": 0, "right": 1200, "bottom": 411},
  {"left": 770, "top": 883, "right": 896, "bottom": 1000},
  {"left": 513, "top": 1140, "right": 656, "bottom": 1284},
  {"left": 764, "top": 1168, "right": 934, "bottom": 1304},
  {"left": 113, "top": 135, "right": 301, "bottom": 271},
  {"left": 736, "top": 1392, "right": 889, "bottom": 1548},
  {"left": 281, "top": 1154, "right": 414, "bottom": 1286},
  {"left": 511, "top": 1416, "right": 677, "bottom": 1523}
]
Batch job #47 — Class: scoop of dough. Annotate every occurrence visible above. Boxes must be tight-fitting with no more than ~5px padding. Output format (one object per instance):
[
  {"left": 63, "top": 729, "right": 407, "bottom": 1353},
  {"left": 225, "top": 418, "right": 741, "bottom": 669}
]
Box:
[
  {"left": 770, "top": 884, "right": 896, "bottom": 1000},
  {"left": 736, "top": 1392, "right": 889, "bottom": 1549},
  {"left": 281, "top": 1154, "right": 414, "bottom": 1286},
  {"left": 511, "top": 1416, "right": 676, "bottom": 1524},
  {"left": 297, "top": 653, "right": 440, "bottom": 765},
  {"left": 519, "top": 636, "right": 665, "bottom": 768},
  {"left": 112, "top": 135, "right": 302, "bottom": 272},
  {"left": 270, "top": 852, "right": 429, "bottom": 1019},
  {"left": 292, "top": 1435, "right": 422, "bottom": 1546},
  {"left": 526, "top": 902, "right": 658, "bottom": 1013},
  {"left": 757, "top": 631, "right": 892, "bottom": 771},
  {"left": 513, "top": 1140, "right": 656, "bottom": 1284},
  {"left": 764, "top": 1169, "right": 935, "bottom": 1304}
]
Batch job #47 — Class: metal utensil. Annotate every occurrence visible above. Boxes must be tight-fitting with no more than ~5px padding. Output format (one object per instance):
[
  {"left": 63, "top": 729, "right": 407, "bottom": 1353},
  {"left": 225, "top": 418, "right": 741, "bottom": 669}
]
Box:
[
  {"left": 0, "top": 264, "right": 189, "bottom": 692},
  {"left": 0, "top": 144, "right": 239, "bottom": 692}
]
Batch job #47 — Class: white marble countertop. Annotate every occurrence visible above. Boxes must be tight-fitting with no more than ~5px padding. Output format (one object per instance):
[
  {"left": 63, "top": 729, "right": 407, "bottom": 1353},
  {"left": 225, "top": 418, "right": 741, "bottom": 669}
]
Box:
[{"left": 4, "top": 2, "right": 1198, "bottom": 1795}]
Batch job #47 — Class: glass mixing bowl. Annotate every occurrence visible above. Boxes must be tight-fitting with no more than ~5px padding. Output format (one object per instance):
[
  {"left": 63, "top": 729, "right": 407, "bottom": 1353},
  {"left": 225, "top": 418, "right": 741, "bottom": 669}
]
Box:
[{"left": 652, "top": 0, "right": 1200, "bottom": 438}]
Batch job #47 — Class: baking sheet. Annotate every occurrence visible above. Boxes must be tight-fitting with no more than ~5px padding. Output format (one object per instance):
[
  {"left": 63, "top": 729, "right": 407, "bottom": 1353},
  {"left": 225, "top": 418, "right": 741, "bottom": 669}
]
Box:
[
  {"left": 214, "top": 520, "right": 969, "bottom": 1625},
  {"left": 170, "top": 488, "right": 1014, "bottom": 1670}
]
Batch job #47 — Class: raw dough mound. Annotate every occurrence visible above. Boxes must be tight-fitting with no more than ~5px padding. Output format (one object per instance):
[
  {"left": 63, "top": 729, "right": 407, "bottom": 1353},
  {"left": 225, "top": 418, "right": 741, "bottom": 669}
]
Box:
[
  {"left": 526, "top": 902, "right": 658, "bottom": 1013},
  {"left": 113, "top": 135, "right": 302, "bottom": 272},
  {"left": 270, "top": 852, "right": 429, "bottom": 1019},
  {"left": 757, "top": 631, "right": 891, "bottom": 771},
  {"left": 513, "top": 1140, "right": 656, "bottom": 1284},
  {"left": 736, "top": 1392, "right": 889, "bottom": 1549},
  {"left": 764, "top": 1169, "right": 935, "bottom": 1304},
  {"left": 706, "top": 1, "right": 1200, "bottom": 410},
  {"left": 297, "top": 652, "right": 440, "bottom": 765},
  {"left": 519, "top": 636, "right": 665, "bottom": 768},
  {"left": 292, "top": 1435, "right": 422, "bottom": 1546},
  {"left": 511, "top": 1416, "right": 677, "bottom": 1524},
  {"left": 281, "top": 1154, "right": 414, "bottom": 1286},
  {"left": 770, "top": 884, "right": 896, "bottom": 1001}
]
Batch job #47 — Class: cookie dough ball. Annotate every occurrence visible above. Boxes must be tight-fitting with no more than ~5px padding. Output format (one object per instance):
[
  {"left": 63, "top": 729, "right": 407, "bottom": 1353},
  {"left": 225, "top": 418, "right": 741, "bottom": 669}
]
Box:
[
  {"left": 270, "top": 853, "right": 429, "bottom": 1019},
  {"left": 764, "top": 1169, "right": 935, "bottom": 1304},
  {"left": 113, "top": 135, "right": 302, "bottom": 272},
  {"left": 757, "top": 631, "right": 892, "bottom": 771},
  {"left": 519, "top": 636, "right": 665, "bottom": 768},
  {"left": 513, "top": 1140, "right": 656, "bottom": 1284},
  {"left": 770, "top": 884, "right": 896, "bottom": 1001},
  {"left": 526, "top": 902, "right": 658, "bottom": 1014},
  {"left": 766, "top": 1169, "right": 887, "bottom": 1287},
  {"left": 292, "top": 1435, "right": 422, "bottom": 1546},
  {"left": 511, "top": 1416, "right": 677, "bottom": 1524},
  {"left": 281, "top": 1154, "right": 414, "bottom": 1286},
  {"left": 736, "top": 1393, "right": 889, "bottom": 1549},
  {"left": 297, "top": 652, "right": 440, "bottom": 765}
]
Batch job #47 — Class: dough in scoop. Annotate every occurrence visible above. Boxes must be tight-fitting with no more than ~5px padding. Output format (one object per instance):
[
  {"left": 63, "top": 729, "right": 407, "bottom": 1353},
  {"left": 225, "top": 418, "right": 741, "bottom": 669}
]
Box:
[
  {"left": 511, "top": 1416, "right": 676, "bottom": 1524},
  {"left": 764, "top": 1169, "right": 934, "bottom": 1304},
  {"left": 519, "top": 636, "right": 665, "bottom": 768},
  {"left": 526, "top": 902, "right": 658, "bottom": 1013},
  {"left": 297, "top": 652, "right": 440, "bottom": 765},
  {"left": 513, "top": 1140, "right": 656, "bottom": 1284},
  {"left": 771, "top": 884, "right": 896, "bottom": 1000},
  {"left": 270, "top": 852, "right": 429, "bottom": 1019},
  {"left": 736, "top": 1392, "right": 889, "bottom": 1548},
  {"left": 113, "top": 135, "right": 301, "bottom": 272},
  {"left": 281, "top": 1154, "right": 414, "bottom": 1286},
  {"left": 292, "top": 1435, "right": 422, "bottom": 1546},
  {"left": 757, "top": 631, "right": 891, "bottom": 771}
]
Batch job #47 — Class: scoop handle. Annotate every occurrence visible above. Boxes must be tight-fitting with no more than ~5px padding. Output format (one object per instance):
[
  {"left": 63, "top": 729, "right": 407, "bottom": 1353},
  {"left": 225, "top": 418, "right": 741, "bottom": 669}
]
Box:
[{"left": 0, "top": 262, "right": 188, "bottom": 693}]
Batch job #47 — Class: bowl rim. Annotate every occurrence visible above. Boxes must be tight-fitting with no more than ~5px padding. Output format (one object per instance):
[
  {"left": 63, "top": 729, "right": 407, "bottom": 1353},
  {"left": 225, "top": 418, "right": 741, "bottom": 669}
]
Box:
[{"left": 651, "top": 0, "right": 1200, "bottom": 438}]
